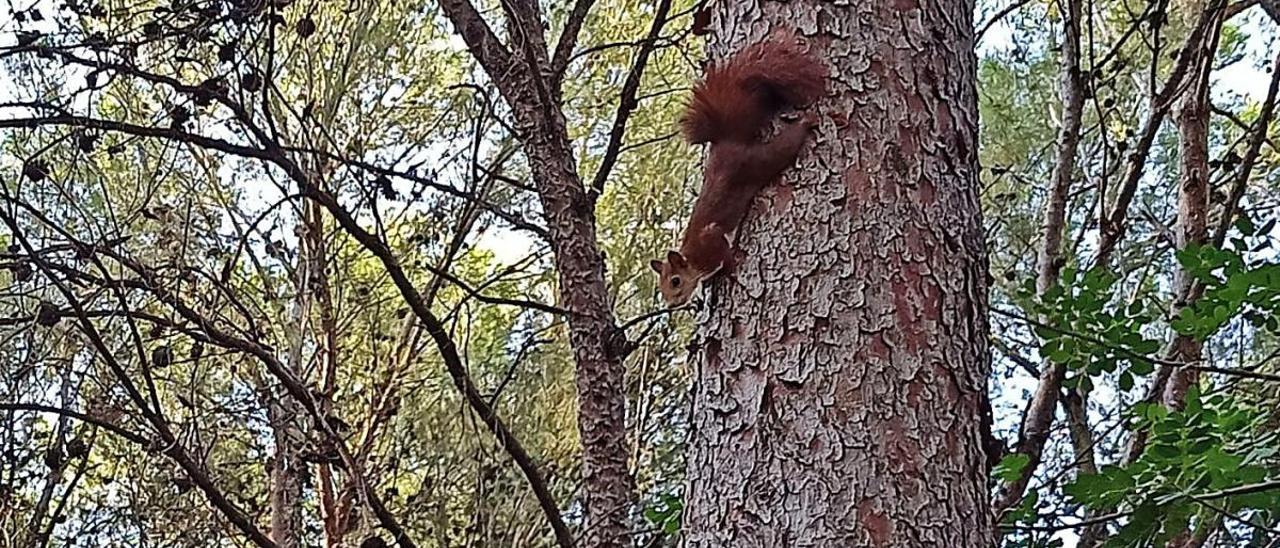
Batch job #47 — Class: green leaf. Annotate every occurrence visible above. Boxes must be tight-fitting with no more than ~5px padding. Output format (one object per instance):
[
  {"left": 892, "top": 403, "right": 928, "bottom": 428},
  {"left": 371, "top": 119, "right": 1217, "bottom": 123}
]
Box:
[
  {"left": 1111, "top": 503, "right": 1161, "bottom": 546},
  {"left": 1203, "top": 448, "right": 1242, "bottom": 473},
  {"left": 1118, "top": 370, "right": 1134, "bottom": 391},
  {"left": 994, "top": 453, "right": 1031, "bottom": 483},
  {"left": 1170, "top": 308, "right": 1198, "bottom": 335},
  {"left": 1129, "top": 358, "right": 1154, "bottom": 376},
  {"left": 1238, "top": 464, "right": 1267, "bottom": 484},
  {"left": 1061, "top": 266, "right": 1078, "bottom": 285},
  {"left": 1185, "top": 385, "right": 1203, "bottom": 415},
  {"left": 663, "top": 517, "right": 680, "bottom": 535},
  {"left": 1234, "top": 214, "right": 1257, "bottom": 236},
  {"left": 1154, "top": 504, "right": 1192, "bottom": 546},
  {"left": 1065, "top": 466, "right": 1133, "bottom": 510},
  {"left": 643, "top": 507, "right": 663, "bottom": 524},
  {"left": 1141, "top": 403, "right": 1169, "bottom": 422},
  {"left": 1176, "top": 246, "right": 1203, "bottom": 270},
  {"left": 1132, "top": 338, "right": 1161, "bottom": 355},
  {"left": 1150, "top": 443, "right": 1181, "bottom": 459}
]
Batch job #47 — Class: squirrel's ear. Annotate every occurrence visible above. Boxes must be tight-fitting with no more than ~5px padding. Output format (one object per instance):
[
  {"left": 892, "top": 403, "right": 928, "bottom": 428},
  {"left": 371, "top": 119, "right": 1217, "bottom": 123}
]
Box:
[
  {"left": 649, "top": 259, "right": 664, "bottom": 273},
  {"left": 667, "top": 250, "right": 687, "bottom": 268}
]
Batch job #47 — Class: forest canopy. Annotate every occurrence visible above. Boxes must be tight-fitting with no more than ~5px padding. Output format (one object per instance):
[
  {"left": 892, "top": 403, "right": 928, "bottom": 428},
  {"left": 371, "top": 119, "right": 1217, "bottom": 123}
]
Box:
[{"left": 0, "top": 0, "right": 1278, "bottom": 546}]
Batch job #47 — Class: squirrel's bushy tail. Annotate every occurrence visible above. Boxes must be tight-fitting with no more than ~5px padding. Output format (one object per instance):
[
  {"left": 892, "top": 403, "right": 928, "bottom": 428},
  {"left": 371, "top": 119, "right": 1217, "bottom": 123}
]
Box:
[{"left": 681, "top": 32, "right": 827, "bottom": 144}]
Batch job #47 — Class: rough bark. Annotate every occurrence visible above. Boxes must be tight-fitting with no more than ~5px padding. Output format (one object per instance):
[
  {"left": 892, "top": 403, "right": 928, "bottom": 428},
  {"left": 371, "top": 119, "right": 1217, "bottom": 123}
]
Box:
[
  {"left": 518, "top": 110, "right": 634, "bottom": 547},
  {"left": 1119, "top": 33, "right": 1280, "bottom": 470},
  {"left": 311, "top": 196, "right": 348, "bottom": 547},
  {"left": 1034, "top": 0, "right": 1086, "bottom": 298},
  {"left": 1262, "top": 0, "right": 1280, "bottom": 22},
  {"left": 993, "top": 0, "right": 1086, "bottom": 516},
  {"left": 682, "top": 1, "right": 991, "bottom": 546}
]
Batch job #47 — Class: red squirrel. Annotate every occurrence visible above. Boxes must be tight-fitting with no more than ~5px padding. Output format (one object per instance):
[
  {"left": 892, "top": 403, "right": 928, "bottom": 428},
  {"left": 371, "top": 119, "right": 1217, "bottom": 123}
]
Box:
[{"left": 649, "top": 32, "right": 827, "bottom": 308}]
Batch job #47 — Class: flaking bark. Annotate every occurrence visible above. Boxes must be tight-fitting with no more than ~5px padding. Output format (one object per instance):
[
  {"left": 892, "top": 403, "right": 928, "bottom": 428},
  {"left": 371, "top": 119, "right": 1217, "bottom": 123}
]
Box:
[{"left": 682, "top": 1, "right": 992, "bottom": 546}]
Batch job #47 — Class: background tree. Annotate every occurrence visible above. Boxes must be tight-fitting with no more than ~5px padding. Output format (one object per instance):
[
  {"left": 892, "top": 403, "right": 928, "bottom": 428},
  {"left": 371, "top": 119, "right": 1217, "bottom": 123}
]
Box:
[{"left": 984, "top": 0, "right": 1280, "bottom": 545}]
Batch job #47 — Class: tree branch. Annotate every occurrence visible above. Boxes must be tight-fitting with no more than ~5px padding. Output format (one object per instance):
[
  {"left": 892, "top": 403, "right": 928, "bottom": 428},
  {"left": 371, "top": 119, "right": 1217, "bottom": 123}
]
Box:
[
  {"left": 0, "top": 206, "right": 279, "bottom": 548},
  {"left": 1094, "top": 0, "right": 1227, "bottom": 268},
  {"left": 0, "top": 403, "right": 148, "bottom": 448},
  {"left": 551, "top": 0, "right": 596, "bottom": 84},
  {"left": 1211, "top": 49, "right": 1280, "bottom": 248},
  {"left": 588, "top": 0, "right": 675, "bottom": 198}
]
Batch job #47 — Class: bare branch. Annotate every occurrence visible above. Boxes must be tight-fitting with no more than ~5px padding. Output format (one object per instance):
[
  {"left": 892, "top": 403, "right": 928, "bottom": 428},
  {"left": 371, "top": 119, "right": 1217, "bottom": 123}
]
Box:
[
  {"left": 1094, "top": 0, "right": 1227, "bottom": 268},
  {"left": 0, "top": 403, "right": 147, "bottom": 449},
  {"left": 975, "top": 0, "right": 1036, "bottom": 42},
  {"left": 551, "top": 0, "right": 597, "bottom": 83},
  {"left": 1211, "top": 49, "right": 1280, "bottom": 248},
  {"left": 0, "top": 205, "right": 279, "bottom": 548},
  {"left": 588, "top": 0, "right": 676, "bottom": 198}
]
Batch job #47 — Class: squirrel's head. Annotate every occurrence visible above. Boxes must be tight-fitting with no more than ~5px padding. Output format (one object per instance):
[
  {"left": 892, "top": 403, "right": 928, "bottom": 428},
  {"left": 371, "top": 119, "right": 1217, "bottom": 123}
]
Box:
[{"left": 649, "top": 250, "right": 704, "bottom": 308}]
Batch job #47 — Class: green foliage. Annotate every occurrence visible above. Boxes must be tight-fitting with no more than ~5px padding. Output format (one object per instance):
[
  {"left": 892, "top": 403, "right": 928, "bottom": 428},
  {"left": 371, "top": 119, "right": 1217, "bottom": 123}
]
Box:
[
  {"left": 995, "top": 453, "right": 1033, "bottom": 483},
  {"left": 642, "top": 492, "right": 683, "bottom": 537},
  {"left": 1020, "top": 267, "right": 1162, "bottom": 391},
  {"left": 1002, "top": 487, "right": 1041, "bottom": 527},
  {"left": 1172, "top": 219, "right": 1280, "bottom": 342},
  {"left": 1065, "top": 387, "right": 1278, "bottom": 546}
]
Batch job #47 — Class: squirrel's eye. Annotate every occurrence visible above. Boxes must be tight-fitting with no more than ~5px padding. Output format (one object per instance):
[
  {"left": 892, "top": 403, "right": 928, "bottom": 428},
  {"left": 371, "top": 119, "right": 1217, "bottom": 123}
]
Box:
[{"left": 670, "top": 276, "right": 682, "bottom": 288}]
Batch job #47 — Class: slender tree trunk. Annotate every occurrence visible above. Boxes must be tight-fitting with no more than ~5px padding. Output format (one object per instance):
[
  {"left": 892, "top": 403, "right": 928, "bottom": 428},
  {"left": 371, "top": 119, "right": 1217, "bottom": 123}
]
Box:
[
  {"left": 517, "top": 114, "right": 634, "bottom": 546},
  {"left": 437, "top": 2, "right": 638, "bottom": 543},
  {"left": 1161, "top": 13, "right": 1217, "bottom": 411},
  {"left": 1066, "top": 388, "right": 1106, "bottom": 548},
  {"left": 274, "top": 197, "right": 327, "bottom": 548},
  {"left": 1154, "top": 8, "right": 1221, "bottom": 547},
  {"left": 24, "top": 372, "right": 73, "bottom": 548},
  {"left": 313, "top": 192, "right": 347, "bottom": 547},
  {"left": 994, "top": 0, "right": 1086, "bottom": 515},
  {"left": 682, "top": 2, "right": 991, "bottom": 546},
  {"left": 271, "top": 234, "right": 312, "bottom": 548},
  {"left": 1122, "top": 4, "right": 1224, "bottom": 467},
  {"left": 267, "top": 395, "right": 305, "bottom": 548}
]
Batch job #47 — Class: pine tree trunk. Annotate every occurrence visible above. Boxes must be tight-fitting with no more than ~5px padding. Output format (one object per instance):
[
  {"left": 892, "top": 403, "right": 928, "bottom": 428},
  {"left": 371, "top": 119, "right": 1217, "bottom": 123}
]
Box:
[{"left": 682, "top": 2, "right": 992, "bottom": 546}]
